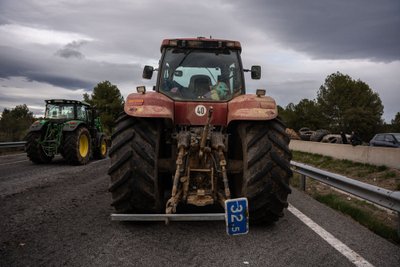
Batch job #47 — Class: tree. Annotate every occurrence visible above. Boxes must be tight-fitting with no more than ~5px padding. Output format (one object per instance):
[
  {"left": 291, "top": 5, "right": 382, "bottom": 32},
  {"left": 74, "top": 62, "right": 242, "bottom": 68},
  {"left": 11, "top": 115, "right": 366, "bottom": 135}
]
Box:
[
  {"left": 0, "top": 104, "right": 34, "bottom": 141},
  {"left": 391, "top": 112, "right": 400, "bottom": 132},
  {"left": 279, "top": 99, "right": 325, "bottom": 131},
  {"left": 317, "top": 72, "right": 383, "bottom": 141},
  {"left": 83, "top": 81, "right": 124, "bottom": 134},
  {"left": 278, "top": 104, "right": 294, "bottom": 128}
]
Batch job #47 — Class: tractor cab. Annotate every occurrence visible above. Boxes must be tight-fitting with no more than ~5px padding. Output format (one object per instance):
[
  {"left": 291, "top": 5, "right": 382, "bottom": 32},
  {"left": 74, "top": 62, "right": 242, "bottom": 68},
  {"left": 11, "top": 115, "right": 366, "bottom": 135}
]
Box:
[
  {"left": 44, "top": 99, "right": 103, "bottom": 133},
  {"left": 45, "top": 99, "right": 91, "bottom": 122},
  {"left": 143, "top": 38, "right": 261, "bottom": 101}
]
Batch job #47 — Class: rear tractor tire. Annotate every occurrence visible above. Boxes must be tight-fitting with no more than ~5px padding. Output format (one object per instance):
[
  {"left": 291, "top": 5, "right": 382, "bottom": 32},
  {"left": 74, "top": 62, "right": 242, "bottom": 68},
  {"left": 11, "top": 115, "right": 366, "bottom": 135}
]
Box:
[
  {"left": 232, "top": 118, "right": 292, "bottom": 224},
  {"left": 25, "top": 131, "right": 53, "bottom": 164},
  {"left": 94, "top": 135, "right": 108, "bottom": 159},
  {"left": 108, "top": 114, "right": 162, "bottom": 213},
  {"left": 63, "top": 127, "right": 91, "bottom": 165}
]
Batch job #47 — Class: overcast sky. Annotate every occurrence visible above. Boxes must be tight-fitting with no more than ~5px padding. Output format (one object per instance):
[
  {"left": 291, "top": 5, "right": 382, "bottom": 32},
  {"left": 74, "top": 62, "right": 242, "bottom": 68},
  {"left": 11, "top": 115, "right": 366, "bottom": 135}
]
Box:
[{"left": 0, "top": 0, "right": 399, "bottom": 122}]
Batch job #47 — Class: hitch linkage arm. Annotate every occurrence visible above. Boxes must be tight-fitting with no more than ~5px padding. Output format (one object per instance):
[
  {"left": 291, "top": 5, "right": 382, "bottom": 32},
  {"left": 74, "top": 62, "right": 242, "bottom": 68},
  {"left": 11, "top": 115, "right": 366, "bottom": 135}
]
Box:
[
  {"left": 166, "top": 131, "right": 190, "bottom": 214},
  {"left": 199, "top": 107, "right": 213, "bottom": 159}
]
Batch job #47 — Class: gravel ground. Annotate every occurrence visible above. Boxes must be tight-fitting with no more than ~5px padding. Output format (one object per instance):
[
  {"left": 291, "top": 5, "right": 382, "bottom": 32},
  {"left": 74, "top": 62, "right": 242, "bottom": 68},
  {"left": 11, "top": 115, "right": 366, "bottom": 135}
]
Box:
[{"left": 1, "top": 154, "right": 399, "bottom": 267}]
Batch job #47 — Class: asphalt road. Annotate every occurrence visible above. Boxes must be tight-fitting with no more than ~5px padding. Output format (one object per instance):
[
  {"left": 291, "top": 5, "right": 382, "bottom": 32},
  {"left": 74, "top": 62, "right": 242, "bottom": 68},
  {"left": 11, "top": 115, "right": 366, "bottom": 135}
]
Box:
[{"left": 0, "top": 153, "right": 399, "bottom": 267}]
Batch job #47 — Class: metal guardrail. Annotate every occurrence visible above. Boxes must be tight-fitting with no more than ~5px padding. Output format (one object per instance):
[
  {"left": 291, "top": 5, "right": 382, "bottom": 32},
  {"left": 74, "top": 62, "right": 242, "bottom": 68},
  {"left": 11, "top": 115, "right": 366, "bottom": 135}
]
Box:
[
  {"left": 291, "top": 160, "right": 400, "bottom": 236},
  {"left": 0, "top": 140, "right": 111, "bottom": 149},
  {"left": 0, "top": 141, "right": 26, "bottom": 149}
]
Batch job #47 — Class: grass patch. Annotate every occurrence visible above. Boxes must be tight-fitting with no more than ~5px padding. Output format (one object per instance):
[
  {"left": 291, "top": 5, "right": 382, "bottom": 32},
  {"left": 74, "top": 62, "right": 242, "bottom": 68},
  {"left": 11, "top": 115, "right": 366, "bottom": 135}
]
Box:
[
  {"left": 291, "top": 150, "right": 400, "bottom": 244},
  {"left": 292, "top": 151, "right": 399, "bottom": 190},
  {"left": 293, "top": 151, "right": 386, "bottom": 174},
  {"left": 291, "top": 173, "right": 301, "bottom": 188},
  {"left": 384, "top": 172, "right": 396, "bottom": 178},
  {"left": 314, "top": 193, "right": 400, "bottom": 243}
]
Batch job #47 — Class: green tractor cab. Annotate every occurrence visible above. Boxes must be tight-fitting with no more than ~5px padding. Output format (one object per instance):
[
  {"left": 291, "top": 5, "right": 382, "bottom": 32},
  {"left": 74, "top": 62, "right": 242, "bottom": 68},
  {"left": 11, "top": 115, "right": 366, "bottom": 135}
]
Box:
[{"left": 25, "top": 99, "right": 108, "bottom": 165}]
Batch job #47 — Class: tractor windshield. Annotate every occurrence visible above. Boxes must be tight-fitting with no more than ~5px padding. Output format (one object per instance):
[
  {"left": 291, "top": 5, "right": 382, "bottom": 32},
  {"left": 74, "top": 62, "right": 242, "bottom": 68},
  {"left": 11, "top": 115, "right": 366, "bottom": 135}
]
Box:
[
  {"left": 159, "top": 48, "right": 244, "bottom": 101},
  {"left": 45, "top": 104, "right": 75, "bottom": 120}
]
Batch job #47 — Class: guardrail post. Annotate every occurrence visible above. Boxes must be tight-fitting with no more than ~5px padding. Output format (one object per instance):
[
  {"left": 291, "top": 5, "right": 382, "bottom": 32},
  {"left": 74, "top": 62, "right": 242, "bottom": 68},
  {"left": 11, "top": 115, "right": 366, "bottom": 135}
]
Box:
[
  {"left": 300, "top": 174, "right": 306, "bottom": 191},
  {"left": 398, "top": 212, "right": 400, "bottom": 237}
]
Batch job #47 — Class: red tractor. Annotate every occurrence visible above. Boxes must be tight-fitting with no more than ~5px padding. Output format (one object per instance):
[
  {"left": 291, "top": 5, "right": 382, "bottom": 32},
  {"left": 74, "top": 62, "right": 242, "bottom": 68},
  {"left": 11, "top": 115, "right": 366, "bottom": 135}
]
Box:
[{"left": 108, "top": 37, "right": 292, "bottom": 224}]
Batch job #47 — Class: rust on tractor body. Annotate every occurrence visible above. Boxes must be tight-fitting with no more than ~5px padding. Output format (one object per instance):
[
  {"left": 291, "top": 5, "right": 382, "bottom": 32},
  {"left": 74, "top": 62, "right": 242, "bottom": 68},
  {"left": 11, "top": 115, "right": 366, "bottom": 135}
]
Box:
[
  {"left": 124, "top": 92, "right": 174, "bottom": 120},
  {"left": 227, "top": 94, "right": 277, "bottom": 124}
]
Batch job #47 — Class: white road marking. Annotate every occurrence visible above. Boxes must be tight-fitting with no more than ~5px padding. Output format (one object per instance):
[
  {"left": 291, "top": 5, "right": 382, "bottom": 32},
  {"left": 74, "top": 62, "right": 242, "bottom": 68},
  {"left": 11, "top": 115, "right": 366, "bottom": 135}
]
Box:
[
  {"left": 0, "top": 157, "right": 107, "bottom": 167},
  {"left": 0, "top": 153, "right": 25, "bottom": 158},
  {"left": 288, "top": 204, "right": 374, "bottom": 267},
  {"left": 89, "top": 158, "right": 108, "bottom": 164},
  {"left": 0, "top": 160, "right": 28, "bottom": 166}
]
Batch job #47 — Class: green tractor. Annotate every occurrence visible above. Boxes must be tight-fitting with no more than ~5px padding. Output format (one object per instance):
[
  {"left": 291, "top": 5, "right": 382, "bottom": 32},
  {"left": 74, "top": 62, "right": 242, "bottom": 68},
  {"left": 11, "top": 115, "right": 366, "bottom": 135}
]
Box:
[{"left": 25, "top": 99, "right": 108, "bottom": 165}]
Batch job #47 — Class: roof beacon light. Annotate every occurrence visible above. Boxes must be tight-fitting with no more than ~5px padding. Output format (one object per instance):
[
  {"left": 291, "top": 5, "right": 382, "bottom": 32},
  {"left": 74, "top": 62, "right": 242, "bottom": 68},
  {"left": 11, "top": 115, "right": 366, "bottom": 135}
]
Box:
[
  {"left": 136, "top": 86, "right": 146, "bottom": 94},
  {"left": 256, "top": 89, "right": 266, "bottom": 97}
]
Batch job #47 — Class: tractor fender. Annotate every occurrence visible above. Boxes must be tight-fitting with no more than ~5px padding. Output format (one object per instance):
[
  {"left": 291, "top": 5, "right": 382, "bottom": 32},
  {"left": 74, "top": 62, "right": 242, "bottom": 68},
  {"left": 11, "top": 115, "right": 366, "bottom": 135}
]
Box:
[
  {"left": 227, "top": 94, "right": 278, "bottom": 124},
  {"left": 124, "top": 92, "right": 174, "bottom": 121},
  {"left": 62, "top": 120, "right": 86, "bottom": 132},
  {"left": 28, "top": 120, "right": 46, "bottom": 132}
]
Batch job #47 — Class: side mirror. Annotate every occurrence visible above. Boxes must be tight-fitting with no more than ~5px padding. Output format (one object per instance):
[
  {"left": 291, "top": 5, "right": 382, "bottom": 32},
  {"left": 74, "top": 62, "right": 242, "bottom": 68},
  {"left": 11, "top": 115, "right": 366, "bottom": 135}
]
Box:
[
  {"left": 251, "top": 65, "right": 261, "bottom": 80},
  {"left": 143, "top": 65, "right": 154, "bottom": 79}
]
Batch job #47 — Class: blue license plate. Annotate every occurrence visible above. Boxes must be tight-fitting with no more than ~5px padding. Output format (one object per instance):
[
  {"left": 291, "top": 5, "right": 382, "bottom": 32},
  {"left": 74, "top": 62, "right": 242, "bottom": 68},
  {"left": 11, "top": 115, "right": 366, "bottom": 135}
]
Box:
[{"left": 225, "top": 197, "right": 249, "bottom": 235}]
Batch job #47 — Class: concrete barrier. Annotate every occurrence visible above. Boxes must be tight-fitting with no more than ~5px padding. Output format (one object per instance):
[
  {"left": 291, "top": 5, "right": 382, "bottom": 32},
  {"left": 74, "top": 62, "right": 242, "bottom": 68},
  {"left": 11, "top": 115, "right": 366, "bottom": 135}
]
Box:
[{"left": 289, "top": 140, "right": 400, "bottom": 169}]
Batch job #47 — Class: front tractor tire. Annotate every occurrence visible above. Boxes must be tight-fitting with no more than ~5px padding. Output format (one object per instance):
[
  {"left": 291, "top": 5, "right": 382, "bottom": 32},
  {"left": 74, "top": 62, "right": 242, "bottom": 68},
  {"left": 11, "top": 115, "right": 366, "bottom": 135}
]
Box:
[
  {"left": 231, "top": 118, "right": 292, "bottom": 224},
  {"left": 25, "top": 132, "right": 53, "bottom": 164},
  {"left": 63, "top": 127, "right": 91, "bottom": 165},
  {"left": 108, "top": 114, "right": 162, "bottom": 213}
]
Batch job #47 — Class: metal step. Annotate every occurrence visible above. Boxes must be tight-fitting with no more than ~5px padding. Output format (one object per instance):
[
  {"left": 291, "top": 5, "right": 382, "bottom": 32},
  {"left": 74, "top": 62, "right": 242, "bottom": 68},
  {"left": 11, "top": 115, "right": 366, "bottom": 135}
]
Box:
[{"left": 111, "top": 213, "right": 225, "bottom": 223}]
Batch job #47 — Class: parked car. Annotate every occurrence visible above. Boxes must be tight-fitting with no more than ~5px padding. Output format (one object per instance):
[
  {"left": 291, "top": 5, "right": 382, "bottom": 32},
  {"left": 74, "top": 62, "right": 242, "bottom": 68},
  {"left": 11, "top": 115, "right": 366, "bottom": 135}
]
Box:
[{"left": 369, "top": 133, "right": 400, "bottom": 148}]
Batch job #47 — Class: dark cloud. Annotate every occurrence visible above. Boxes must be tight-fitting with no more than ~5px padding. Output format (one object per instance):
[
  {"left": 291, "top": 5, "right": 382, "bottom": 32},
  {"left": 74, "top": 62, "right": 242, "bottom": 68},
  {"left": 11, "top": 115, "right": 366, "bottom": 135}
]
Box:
[
  {"left": 55, "top": 48, "right": 84, "bottom": 59},
  {"left": 55, "top": 41, "right": 87, "bottom": 59},
  {"left": 1, "top": 0, "right": 398, "bottom": 62},
  {"left": 0, "top": 45, "right": 140, "bottom": 90},
  {"left": 0, "top": 46, "right": 91, "bottom": 89},
  {"left": 0, "top": 93, "right": 22, "bottom": 103},
  {"left": 0, "top": 0, "right": 245, "bottom": 61},
  {"left": 233, "top": 0, "right": 400, "bottom": 62},
  {"left": 0, "top": 17, "right": 8, "bottom": 25},
  {"left": 25, "top": 73, "right": 93, "bottom": 90},
  {"left": 0, "top": 46, "right": 36, "bottom": 77}
]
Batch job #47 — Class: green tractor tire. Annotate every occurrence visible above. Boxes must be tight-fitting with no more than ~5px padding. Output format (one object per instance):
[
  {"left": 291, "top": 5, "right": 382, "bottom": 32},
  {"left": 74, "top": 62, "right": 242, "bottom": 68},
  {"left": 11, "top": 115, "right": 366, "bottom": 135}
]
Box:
[
  {"left": 63, "top": 127, "right": 91, "bottom": 165},
  {"left": 94, "top": 135, "right": 108, "bottom": 159},
  {"left": 25, "top": 132, "right": 53, "bottom": 164}
]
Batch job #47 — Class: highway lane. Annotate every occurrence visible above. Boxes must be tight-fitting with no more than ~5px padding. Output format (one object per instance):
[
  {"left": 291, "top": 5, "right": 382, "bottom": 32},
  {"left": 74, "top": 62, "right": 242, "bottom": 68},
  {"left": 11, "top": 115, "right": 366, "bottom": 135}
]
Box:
[
  {"left": 0, "top": 153, "right": 79, "bottom": 197},
  {"left": 0, "top": 153, "right": 27, "bottom": 166},
  {"left": 0, "top": 155, "right": 399, "bottom": 266}
]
